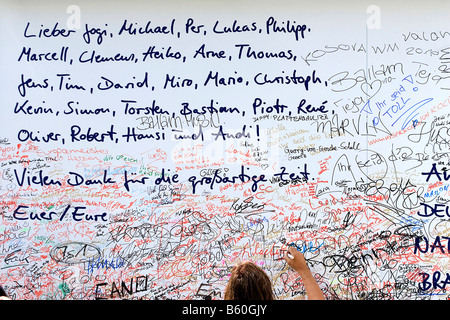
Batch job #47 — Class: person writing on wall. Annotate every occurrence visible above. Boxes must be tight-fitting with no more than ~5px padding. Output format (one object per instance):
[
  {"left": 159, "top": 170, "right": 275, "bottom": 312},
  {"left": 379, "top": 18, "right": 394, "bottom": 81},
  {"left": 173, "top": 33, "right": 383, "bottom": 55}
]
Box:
[{"left": 224, "top": 246, "right": 325, "bottom": 300}]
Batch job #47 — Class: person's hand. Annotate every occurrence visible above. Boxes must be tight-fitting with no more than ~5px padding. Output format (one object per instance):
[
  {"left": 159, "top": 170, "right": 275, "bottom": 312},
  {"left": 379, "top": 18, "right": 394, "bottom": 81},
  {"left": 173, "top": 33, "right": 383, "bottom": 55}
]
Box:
[
  {"left": 283, "top": 246, "right": 325, "bottom": 300},
  {"left": 283, "top": 246, "right": 310, "bottom": 276}
]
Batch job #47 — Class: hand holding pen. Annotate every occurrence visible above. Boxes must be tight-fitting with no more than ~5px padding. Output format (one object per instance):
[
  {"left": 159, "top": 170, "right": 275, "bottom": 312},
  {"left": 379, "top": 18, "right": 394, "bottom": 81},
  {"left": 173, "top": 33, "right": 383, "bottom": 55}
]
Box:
[{"left": 283, "top": 246, "right": 325, "bottom": 300}]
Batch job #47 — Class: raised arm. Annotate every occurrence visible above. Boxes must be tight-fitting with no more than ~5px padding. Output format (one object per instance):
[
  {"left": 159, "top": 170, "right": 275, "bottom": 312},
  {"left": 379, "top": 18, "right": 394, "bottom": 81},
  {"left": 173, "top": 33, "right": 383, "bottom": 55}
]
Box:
[{"left": 283, "top": 246, "right": 325, "bottom": 300}]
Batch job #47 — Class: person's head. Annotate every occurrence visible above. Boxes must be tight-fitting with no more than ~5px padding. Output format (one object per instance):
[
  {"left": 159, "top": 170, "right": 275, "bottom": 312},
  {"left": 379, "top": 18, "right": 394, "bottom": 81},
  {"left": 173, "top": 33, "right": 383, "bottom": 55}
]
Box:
[{"left": 224, "top": 261, "right": 274, "bottom": 300}]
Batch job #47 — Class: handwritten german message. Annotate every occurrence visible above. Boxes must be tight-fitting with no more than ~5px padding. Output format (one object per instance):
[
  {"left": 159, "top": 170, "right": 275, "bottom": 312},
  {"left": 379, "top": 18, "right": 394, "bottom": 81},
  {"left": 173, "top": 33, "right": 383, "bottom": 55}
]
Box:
[{"left": 1, "top": 1, "right": 450, "bottom": 300}]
